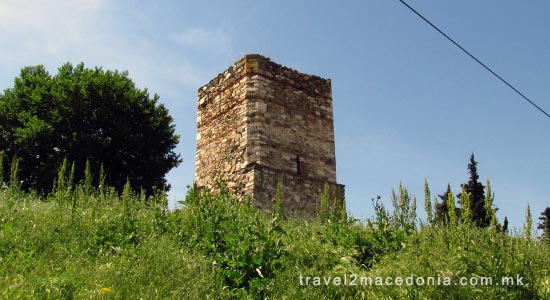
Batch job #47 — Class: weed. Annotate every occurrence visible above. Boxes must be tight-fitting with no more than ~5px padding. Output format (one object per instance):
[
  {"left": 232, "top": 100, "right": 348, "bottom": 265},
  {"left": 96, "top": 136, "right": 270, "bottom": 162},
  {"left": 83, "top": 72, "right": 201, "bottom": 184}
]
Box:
[{"left": 0, "top": 161, "right": 549, "bottom": 299}]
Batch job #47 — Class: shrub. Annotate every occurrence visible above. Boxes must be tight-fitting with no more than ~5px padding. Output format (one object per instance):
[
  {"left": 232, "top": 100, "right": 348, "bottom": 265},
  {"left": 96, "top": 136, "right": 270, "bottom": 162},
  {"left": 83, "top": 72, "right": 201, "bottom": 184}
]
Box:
[{"left": 175, "top": 183, "right": 285, "bottom": 297}]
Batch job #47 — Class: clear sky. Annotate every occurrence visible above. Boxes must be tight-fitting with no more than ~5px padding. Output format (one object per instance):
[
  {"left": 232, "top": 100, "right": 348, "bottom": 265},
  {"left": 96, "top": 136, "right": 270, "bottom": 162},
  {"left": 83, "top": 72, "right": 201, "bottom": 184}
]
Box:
[{"left": 1, "top": 0, "right": 549, "bottom": 231}]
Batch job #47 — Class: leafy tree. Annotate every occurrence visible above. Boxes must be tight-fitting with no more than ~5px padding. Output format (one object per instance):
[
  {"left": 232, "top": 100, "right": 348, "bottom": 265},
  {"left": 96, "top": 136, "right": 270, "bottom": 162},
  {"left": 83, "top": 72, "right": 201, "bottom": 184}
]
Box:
[
  {"left": 458, "top": 153, "right": 488, "bottom": 227},
  {"left": 0, "top": 63, "right": 181, "bottom": 195},
  {"left": 537, "top": 207, "right": 550, "bottom": 243}
]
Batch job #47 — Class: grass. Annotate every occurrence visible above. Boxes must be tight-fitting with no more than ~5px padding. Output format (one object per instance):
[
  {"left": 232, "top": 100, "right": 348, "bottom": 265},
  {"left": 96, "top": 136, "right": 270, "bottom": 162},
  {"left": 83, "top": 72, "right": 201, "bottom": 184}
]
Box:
[{"left": 1, "top": 179, "right": 549, "bottom": 299}]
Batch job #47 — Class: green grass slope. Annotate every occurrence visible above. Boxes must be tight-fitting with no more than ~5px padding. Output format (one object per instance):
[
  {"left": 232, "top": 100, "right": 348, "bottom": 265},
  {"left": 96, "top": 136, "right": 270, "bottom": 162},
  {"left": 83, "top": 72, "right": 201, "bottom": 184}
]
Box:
[{"left": 1, "top": 182, "right": 549, "bottom": 299}]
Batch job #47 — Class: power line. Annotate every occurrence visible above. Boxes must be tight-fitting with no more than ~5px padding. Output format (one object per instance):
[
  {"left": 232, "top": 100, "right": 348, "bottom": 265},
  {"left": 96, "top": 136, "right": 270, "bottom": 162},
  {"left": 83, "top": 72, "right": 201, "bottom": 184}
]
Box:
[{"left": 398, "top": 0, "right": 550, "bottom": 120}]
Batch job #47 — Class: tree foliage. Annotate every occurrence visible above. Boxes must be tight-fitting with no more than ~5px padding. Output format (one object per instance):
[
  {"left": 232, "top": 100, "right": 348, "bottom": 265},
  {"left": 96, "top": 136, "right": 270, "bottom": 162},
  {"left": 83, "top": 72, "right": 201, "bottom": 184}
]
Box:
[
  {"left": 538, "top": 207, "right": 550, "bottom": 243},
  {"left": 502, "top": 216, "right": 509, "bottom": 233},
  {"left": 0, "top": 63, "right": 181, "bottom": 195},
  {"left": 434, "top": 183, "right": 459, "bottom": 224},
  {"left": 458, "top": 153, "right": 489, "bottom": 227}
]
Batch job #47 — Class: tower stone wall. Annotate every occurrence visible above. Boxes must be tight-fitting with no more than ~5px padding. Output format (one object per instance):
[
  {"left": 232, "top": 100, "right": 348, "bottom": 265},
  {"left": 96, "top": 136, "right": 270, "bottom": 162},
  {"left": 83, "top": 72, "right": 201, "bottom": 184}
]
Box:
[{"left": 195, "top": 54, "right": 344, "bottom": 216}]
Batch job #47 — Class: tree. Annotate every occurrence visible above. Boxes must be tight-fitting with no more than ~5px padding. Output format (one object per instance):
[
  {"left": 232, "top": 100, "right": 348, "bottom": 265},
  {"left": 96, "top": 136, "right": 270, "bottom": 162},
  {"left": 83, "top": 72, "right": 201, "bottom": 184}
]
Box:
[
  {"left": 502, "top": 216, "right": 509, "bottom": 233},
  {"left": 0, "top": 63, "right": 181, "bottom": 195},
  {"left": 458, "top": 153, "right": 488, "bottom": 227},
  {"left": 538, "top": 207, "right": 550, "bottom": 243},
  {"left": 434, "top": 184, "right": 451, "bottom": 224},
  {"left": 434, "top": 184, "right": 460, "bottom": 224}
]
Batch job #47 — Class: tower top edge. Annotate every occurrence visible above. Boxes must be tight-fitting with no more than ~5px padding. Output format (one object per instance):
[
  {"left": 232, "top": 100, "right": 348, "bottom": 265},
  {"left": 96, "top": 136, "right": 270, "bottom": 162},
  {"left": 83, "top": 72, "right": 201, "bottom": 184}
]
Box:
[{"left": 198, "top": 54, "right": 331, "bottom": 92}]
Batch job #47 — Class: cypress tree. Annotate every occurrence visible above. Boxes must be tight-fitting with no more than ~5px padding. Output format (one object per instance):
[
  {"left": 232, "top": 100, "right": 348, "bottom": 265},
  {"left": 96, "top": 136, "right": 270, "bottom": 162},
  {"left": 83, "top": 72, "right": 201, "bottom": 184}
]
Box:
[
  {"left": 435, "top": 184, "right": 461, "bottom": 224},
  {"left": 458, "top": 153, "right": 488, "bottom": 227},
  {"left": 502, "top": 216, "right": 509, "bottom": 233},
  {"left": 537, "top": 207, "right": 550, "bottom": 244},
  {"left": 434, "top": 184, "right": 452, "bottom": 224}
]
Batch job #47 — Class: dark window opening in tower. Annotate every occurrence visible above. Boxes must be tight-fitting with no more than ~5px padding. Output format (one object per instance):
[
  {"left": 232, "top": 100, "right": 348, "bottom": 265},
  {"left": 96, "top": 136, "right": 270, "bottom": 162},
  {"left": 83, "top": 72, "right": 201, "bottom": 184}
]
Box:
[{"left": 296, "top": 156, "right": 301, "bottom": 175}]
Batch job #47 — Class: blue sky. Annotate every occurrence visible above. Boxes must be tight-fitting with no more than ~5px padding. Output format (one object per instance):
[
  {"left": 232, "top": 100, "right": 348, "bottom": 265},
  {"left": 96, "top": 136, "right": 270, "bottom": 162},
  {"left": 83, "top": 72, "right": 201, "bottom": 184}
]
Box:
[{"left": 1, "top": 0, "right": 548, "bottom": 231}]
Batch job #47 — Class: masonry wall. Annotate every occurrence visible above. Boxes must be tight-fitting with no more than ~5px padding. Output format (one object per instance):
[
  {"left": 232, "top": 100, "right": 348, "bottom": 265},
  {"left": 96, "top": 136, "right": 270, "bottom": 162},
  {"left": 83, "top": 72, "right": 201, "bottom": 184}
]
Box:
[
  {"left": 195, "top": 54, "right": 344, "bottom": 216},
  {"left": 195, "top": 58, "right": 252, "bottom": 196},
  {"left": 244, "top": 55, "right": 337, "bottom": 182}
]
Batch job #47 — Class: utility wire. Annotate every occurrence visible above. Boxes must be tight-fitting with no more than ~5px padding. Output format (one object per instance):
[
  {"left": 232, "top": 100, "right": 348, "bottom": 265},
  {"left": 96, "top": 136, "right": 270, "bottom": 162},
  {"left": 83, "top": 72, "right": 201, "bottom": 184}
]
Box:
[{"left": 398, "top": 0, "right": 550, "bottom": 120}]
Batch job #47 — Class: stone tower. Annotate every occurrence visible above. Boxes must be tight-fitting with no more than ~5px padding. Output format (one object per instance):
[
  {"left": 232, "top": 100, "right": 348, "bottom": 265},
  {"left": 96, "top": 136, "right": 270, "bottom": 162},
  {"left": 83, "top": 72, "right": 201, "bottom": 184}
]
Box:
[{"left": 195, "top": 54, "right": 344, "bottom": 216}]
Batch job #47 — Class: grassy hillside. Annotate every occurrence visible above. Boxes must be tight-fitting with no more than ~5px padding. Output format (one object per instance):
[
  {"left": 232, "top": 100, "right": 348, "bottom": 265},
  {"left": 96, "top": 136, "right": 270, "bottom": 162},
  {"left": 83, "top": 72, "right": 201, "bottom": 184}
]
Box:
[{"left": 1, "top": 181, "right": 549, "bottom": 299}]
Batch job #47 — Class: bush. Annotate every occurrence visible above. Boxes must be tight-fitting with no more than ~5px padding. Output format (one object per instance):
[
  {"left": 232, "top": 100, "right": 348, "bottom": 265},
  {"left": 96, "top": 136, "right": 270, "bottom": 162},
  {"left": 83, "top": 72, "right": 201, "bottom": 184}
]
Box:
[{"left": 174, "top": 183, "right": 285, "bottom": 297}]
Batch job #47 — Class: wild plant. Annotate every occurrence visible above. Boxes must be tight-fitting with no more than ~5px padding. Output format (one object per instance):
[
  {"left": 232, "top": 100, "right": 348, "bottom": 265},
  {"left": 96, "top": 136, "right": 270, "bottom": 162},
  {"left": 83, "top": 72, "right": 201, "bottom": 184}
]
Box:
[
  {"left": 460, "top": 186, "right": 472, "bottom": 227},
  {"left": 525, "top": 202, "right": 533, "bottom": 241},
  {"left": 178, "top": 182, "right": 285, "bottom": 297},
  {"left": 484, "top": 178, "right": 498, "bottom": 232},
  {"left": 0, "top": 151, "right": 4, "bottom": 189},
  {"left": 272, "top": 179, "right": 284, "bottom": 220},
  {"left": 423, "top": 179, "right": 433, "bottom": 225},
  {"left": 391, "top": 183, "right": 416, "bottom": 234},
  {"left": 9, "top": 157, "right": 20, "bottom": 192},
  {"left": 447, "top": 188, "right": 457, "bottom": 228},
  {"left": 316, "top": 183, "right": 346, "bottom": 224}
]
